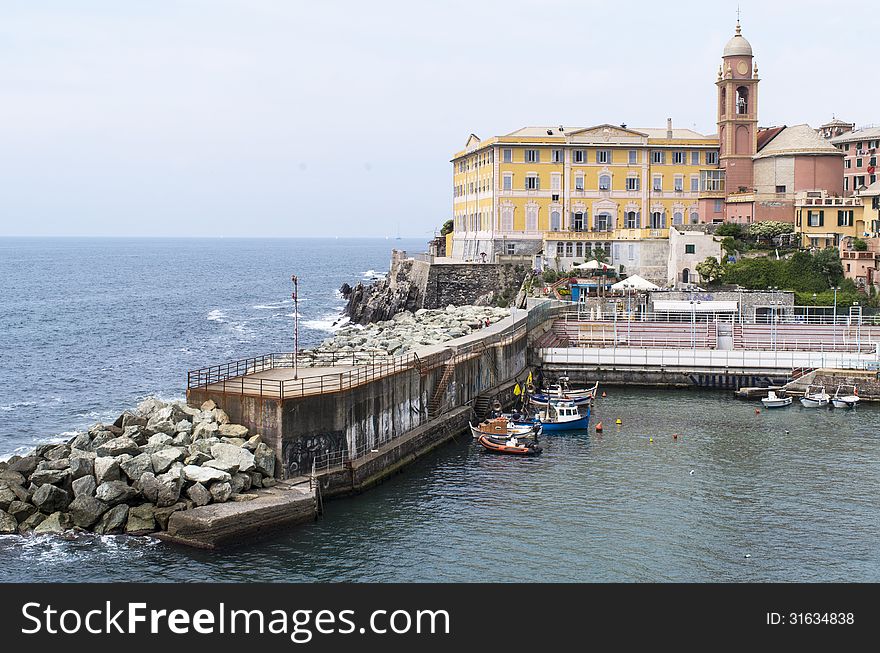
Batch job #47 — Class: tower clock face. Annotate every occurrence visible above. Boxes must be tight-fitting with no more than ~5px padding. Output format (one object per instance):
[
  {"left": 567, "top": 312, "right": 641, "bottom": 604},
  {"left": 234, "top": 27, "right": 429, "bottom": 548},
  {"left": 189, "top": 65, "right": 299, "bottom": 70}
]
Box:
[{"left": 736, "top": 60, "right": 749, "bottom": 75}]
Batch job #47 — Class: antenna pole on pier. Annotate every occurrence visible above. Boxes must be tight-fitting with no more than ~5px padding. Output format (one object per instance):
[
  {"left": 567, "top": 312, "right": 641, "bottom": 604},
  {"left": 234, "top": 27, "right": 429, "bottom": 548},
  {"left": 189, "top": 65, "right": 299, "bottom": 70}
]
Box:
[{"left": 291, "top": 274, "right": 299, "bottom": 380}]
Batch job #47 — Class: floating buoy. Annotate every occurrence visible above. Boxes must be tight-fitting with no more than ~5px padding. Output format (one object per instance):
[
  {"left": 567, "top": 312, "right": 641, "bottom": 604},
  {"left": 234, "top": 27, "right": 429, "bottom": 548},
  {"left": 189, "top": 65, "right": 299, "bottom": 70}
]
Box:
[
  {"left": 601, "top": 391, "right": 607, "bottom": 398},
  {"left": 744, "top": 554, "right": 752, "bottom": 559},
  {"left": 755, "top": 408, "right": 761, "bottom": 414},
  {"left": 595, "top": 422, "right": 603, "bottom": 432},
  {"left": 615, "top": 418, "right": 622, "bottom": 425},
  {"left": 649, "top": 437, "right": 654, "bottom": 443},
  {"left": 784, "top": 430, "right": 790, "bottom": 434},
  {"left": 672, "top": 433, "right": 680, "bottom": 440},
  {"left": 689, "top": 469, "right": 695, "bottom": 475}
]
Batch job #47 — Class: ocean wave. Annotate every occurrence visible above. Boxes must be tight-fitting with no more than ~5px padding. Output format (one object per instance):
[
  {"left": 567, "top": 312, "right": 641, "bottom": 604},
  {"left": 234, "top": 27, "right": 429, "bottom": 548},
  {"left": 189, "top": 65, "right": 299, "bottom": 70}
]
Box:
[
  {"left": 207, "top": 309, "right": 227, "bottom": 323},
  {"left": 302, "top": 313, "right": 350, "bottom": 333},
  {"left": 0, "top": 401, "right": 37, "bottom": 412}
]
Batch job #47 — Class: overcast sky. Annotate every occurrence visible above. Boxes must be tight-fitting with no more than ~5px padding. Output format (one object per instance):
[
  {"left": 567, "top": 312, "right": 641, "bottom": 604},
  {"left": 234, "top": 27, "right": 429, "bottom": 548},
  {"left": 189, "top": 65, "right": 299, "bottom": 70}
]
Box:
[{"left": 1, "top": 0, "right": 875, "bottom": 238}]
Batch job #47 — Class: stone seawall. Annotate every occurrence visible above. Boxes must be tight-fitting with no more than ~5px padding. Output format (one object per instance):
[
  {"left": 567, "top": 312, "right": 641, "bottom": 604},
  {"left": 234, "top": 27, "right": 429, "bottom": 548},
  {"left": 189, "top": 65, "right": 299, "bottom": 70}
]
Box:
[{"left": 343, "top": 252, "right": 527, "bottom": 324}]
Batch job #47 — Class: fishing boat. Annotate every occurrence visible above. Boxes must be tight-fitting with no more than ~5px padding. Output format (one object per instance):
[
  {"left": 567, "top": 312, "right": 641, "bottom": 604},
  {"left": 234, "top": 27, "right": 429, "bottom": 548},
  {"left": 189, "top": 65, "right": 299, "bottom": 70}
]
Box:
[
  {"left": 469, "top": 417, "right": 540, "bottom": 439},
  {"left": 800, "top": 384, "right": 830, "bottom": 408},
  {"left": 477, "top": 434, "right": 542, "bottom": 456},
  {"left": 536, "top": 379, "right": 599, "bottom": 401},
  {"left": 528, "top": 393, "right": 592, "bottom": 408},
  {"left": 831, "top": 384, "right": 860, "bottom": 409},
  {"left": 761, "top": 390, "right": 792, "bottom": 408},
  {"left": 515, "top": 402, "right": 590, "bottom": 432}
]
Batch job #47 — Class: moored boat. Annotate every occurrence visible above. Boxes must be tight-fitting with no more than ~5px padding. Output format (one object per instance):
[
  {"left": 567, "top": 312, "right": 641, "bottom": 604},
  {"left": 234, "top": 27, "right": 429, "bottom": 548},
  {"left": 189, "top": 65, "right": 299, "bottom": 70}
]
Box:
[
  {"left": 469, "top": 417, "right": 540, "bottom": 439},
  {"left": 761, "top": 390, "right": 792, "bottom": 408},
  {"left": 831, "top": 384, "right": 860, "bottom": 409},
  {"left": 800, "top": 384, "right": 830, "bottom": 408},
  {"left": 515, "top": 402, "right": 590, "bottom": 432},
  {"left": 477, "top": 434, "right": 542, "bottom": 456}
]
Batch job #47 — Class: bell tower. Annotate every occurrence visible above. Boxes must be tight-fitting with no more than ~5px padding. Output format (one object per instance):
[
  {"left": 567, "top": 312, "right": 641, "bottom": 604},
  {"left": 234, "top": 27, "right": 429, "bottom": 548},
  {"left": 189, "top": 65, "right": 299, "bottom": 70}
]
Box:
[{"left": 717, "top": 19, "right": 759, "bottom": 195}]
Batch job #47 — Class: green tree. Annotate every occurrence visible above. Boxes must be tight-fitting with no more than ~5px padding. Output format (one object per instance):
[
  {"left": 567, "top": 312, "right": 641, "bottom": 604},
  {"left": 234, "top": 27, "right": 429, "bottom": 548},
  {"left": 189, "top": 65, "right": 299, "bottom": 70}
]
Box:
[
  {"left": 440, "top": 219, "right": 454, "bottom": 236},
  {"left": 852, "top": 238, "right": 868, "bottom": 252},
  {"left": 695, "top": 256, "right": 723, "bottom": 285},
  {"left": 715, "top": 223, "right": 745, "bottom": 238}
]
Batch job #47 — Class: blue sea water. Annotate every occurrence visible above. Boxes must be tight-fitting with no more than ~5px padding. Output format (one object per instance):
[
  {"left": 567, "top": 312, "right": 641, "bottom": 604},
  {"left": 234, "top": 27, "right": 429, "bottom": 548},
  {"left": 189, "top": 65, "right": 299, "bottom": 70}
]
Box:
[
  {"left": 2, "top": 237, "right": 880, "bottom": 582},
  {"left": 0, "top": 237, "right": 412, "bottom": 456}
]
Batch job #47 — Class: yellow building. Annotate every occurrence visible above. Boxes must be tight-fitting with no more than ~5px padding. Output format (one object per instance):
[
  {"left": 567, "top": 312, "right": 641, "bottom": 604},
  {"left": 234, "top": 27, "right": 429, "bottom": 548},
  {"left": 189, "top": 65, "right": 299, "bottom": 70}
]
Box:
[
  {"left": 450, "top": 122, "right": 722, "bottom": 279},
  {"left": 794, "top": 191, "right": 865, "bottom": 249}
]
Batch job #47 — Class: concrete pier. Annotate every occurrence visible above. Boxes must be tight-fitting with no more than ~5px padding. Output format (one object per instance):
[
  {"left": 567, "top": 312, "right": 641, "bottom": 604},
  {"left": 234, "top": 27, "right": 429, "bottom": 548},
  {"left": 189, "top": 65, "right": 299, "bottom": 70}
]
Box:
[{"left": 158, "top": 479, "right": 317, "bottom": 549}]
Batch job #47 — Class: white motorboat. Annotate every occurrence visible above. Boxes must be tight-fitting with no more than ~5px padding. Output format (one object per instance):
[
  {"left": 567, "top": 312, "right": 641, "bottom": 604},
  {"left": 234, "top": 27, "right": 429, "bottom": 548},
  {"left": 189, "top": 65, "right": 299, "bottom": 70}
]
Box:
[
  {"left": 831, "top": 384, "right": 860, "bottom": 409},
  {"left": 800, "top": 384, "right": 830, "bottom": 408},
  {"left": 761, "top": 391, "right": 791, "bottom": 408}
]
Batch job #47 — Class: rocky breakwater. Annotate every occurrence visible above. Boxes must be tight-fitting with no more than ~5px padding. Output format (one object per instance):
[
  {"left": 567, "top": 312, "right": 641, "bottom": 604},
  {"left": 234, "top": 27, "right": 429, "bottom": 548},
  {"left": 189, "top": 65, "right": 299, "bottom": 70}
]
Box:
[
  {"left": 297, "top": 305, "right": 510, "bottom": 366},
  {"left": 0, "top": 397, "right": 277, "bottom": 538}
]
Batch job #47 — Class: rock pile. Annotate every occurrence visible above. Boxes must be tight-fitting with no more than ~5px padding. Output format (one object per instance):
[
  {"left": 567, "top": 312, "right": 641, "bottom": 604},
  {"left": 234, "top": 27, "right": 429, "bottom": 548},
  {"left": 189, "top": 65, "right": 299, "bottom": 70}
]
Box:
[
  {"left": 0, "top": 397, "right": 277, "bottom": 537},
  {"left": 298, "top": 305, "right": 510, "bottom": 366}
]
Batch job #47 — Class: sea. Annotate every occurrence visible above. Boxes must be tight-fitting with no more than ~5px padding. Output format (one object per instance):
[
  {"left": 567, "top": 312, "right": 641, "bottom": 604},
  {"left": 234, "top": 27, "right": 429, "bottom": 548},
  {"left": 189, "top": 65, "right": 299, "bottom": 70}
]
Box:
[{"left": 2, "top": 237, "right": 880, "bottom": 582}]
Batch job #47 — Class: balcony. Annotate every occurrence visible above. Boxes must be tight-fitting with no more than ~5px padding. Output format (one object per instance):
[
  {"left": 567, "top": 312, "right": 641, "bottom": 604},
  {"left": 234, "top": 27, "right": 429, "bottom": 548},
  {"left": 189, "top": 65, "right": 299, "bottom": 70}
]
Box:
[{"left": 543, "top": 228, "right": 669, "bottom": 242}]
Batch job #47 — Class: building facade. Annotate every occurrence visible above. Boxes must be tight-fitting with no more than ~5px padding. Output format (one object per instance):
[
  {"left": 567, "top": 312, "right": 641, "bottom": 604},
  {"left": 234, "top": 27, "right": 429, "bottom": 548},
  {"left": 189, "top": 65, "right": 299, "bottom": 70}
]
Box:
[{"left": 830, "top": 126, "right": 880, "bottom": 195}]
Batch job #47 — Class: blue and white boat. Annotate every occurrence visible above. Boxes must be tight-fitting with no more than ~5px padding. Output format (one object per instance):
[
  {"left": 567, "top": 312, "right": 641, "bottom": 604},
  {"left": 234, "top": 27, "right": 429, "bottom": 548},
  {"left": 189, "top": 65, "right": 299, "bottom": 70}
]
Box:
[{"left": 514, "top": 401, "right": 590, "bottom": 432}]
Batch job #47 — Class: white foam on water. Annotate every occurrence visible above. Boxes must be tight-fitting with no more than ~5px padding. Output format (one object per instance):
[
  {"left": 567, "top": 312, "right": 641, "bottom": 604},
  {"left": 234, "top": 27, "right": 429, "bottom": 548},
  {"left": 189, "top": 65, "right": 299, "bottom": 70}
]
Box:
[
  {"left": 207, "top": 309, "right": 227, "bottom": 322},
  {"left": 302, "top": 313, "right": 350, "bottom": 333},
  {"left": 0, "top": 401, "right": 37, "bottom": 412}
]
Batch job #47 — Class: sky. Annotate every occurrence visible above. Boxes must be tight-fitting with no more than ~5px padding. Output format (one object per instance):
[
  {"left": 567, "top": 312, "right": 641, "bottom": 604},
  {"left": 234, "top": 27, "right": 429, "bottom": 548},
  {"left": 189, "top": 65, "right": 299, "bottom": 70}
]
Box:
[{"left": 0, "top": 0, "right": 876, "bottom": 238}]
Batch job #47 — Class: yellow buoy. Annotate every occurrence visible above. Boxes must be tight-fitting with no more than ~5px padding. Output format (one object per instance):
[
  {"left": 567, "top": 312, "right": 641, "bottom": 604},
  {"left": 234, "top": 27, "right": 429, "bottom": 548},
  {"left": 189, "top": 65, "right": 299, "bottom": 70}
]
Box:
[
  {"left": 649, "top": 437, "right": 654, "bottom": 443},
  {"left": 615, "top": 418, "right": 622, "bottom": 425}
]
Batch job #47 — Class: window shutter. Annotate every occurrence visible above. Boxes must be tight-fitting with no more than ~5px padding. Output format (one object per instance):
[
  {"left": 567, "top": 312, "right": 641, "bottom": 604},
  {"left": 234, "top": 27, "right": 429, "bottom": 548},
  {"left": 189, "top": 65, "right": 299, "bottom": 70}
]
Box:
[{"left": 819, "top": 210, "right": 824, "bottom": 227}]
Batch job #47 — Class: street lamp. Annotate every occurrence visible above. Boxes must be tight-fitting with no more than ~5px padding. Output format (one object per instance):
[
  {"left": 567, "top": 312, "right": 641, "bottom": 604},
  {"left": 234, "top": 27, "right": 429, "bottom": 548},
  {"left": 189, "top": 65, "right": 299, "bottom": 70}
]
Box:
[
  {"left": 690, "top": 299, "right": 701, "bottom": 349},
  {"left": 291, "top": 274, "right": 299, "bottom": 380},
  {"left": 833, "top": 286, "right": 840, "bottom": 325},
  {"left": 812, "top": 292, "right": 817, "bottom": 324}
]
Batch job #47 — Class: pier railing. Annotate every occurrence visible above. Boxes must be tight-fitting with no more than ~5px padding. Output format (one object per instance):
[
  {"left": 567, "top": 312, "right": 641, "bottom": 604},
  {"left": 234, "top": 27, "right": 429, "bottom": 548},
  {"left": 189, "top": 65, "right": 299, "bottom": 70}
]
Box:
[{"left": 186, "top": 301, "right": 549, "bottom": 400}]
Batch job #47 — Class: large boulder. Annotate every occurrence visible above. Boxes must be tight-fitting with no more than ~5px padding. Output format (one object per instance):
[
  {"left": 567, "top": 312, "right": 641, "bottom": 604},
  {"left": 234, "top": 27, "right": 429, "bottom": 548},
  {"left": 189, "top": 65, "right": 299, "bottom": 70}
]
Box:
[
  {"left": 186, "top": 482, "right": 211, "bottom": 507},
  {"left": 8, "top": 456, "right": 40, "bottom": 478},
  {"left": 0, "top": 481, "right": 22, "bottom": 511},
  {"left": 95, "top": 481, "right": 139, "bottom": 506},
  {"left": 7, "top": 500, "right": 35, "bottom": 523},
  {"left": 44, "top": 444, "right": 71, "bottom": 461},
  {"left": 200, "top": 400, "right": 216, "bottom": 411},
  {"left": 182, "top": 465, "right": 231, "bottom": 485},
  {"left": 125, "top": 504, "right": 157, "bottom": 534},
  {"left": 32, "top": 484, "right": 71, "bottom": 513},
  {"left": 68, "top": 495, "right": 108, "bottom": 528},
  {"left": 136, "top": 397, "right": 166, "bottom": 417},
  {"left": 208, "top": 443, "right": 255, "bottom": 474},
  {"left": 253, "top": 443, "right": 276, "bottom": 478},
  {"left": 94, "top": 457, "right": 121, "bottom": 484},
  {"left": 29, "top": 469, "right": 70, "bottom": 488},
  {"left": 71, "top": 475, "right": 97, "bottom": 498},
  {"left": 150, "top": 447, "right": 186, "bottom": 475},
  {"left": 175, "top": 420, "right": 192, "bottom": 435},
  {"left": 153, "top": 503, "right": 187, "bottom": 531},
  {"left": 192, "top": 421, "right": 219, "bottom": 441},
  {"left": 93, "top": 504, "right": 129, "bottom": 535},
  {"left": 120, "top": 453, "right": 153, "bottom": 482},
  {"left": 218, "top": 424, "right": 246, "bottom": 439},
  {"left": 155, "top": 469, "right": 183, "bottom": 507},
  {"left": 68, "top": 432, "right": 93, "bottom": 451},
  {"left": 33, "top": 511, "right": 73, "bottom": 535},
  {"left": 68, "top": 456, "right": 94, "bottom": 481},
  {"left": 120, "top": 411, "right": 148, "bottom": 430},
  {"left": 95, "top": 436, "right": 140, "bottom": 458},
  {"left": 0, "top": 470, "right": 26, "bottom": 486},
  {"left": 208, "top": 481, "right": 233, "bottom": 503},
  {"left": 136, "top": 472, "right": 160, "bottom": 504},
  {"left": 18, "top": 512, "right": 47, "bottom": 534},
  {"left": 0, "top": 510, "right": 17, "bottom": 534}
]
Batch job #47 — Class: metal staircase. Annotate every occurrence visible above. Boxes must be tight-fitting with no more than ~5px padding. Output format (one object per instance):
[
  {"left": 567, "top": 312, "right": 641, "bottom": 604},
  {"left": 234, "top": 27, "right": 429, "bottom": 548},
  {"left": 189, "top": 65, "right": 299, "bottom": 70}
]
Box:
[{"left": 427, "top": 360, "right": 456, "bottom": 419}]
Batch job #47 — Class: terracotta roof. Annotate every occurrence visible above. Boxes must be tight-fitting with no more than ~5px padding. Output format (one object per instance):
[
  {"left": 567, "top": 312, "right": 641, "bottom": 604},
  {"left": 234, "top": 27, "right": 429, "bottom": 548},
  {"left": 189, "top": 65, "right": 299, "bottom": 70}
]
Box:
[{"left": 757, "top": 126, "right": 785, "bottom": 151}]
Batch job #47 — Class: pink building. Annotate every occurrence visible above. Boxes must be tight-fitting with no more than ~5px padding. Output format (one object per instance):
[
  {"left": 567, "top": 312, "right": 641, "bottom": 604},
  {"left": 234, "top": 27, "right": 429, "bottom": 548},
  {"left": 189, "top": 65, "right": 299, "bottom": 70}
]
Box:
[{"left": 830, "top": 125, "right": 880, "bottom": 196}]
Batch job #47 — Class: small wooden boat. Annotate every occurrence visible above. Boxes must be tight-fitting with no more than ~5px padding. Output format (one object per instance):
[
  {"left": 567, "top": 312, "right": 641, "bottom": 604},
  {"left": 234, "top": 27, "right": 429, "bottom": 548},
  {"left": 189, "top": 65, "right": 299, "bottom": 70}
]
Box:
[
  {"left": 761, "top": 391, "right": 791, "bottom": 408},
  {"left": 831, "top": 384, "right": 860, "bottom": 409},
  {"left": 800, "top": 384, "right": 830, "bottom": 408},
  {"left": 536, "top": 379, "right": 599, "bottom": 401},
  {"left": 469, "top": 417, "right": 539, "bottom": 439},
  {"left": 477, "top": 434, "right": 542, "bottom": 456}
]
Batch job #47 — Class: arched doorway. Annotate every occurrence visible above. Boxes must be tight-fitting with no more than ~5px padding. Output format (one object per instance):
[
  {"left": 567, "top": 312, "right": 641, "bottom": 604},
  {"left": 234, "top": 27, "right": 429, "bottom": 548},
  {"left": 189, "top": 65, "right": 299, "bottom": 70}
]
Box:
[{"left": 681, "top": 268, "right": 690, "bottom": 284}]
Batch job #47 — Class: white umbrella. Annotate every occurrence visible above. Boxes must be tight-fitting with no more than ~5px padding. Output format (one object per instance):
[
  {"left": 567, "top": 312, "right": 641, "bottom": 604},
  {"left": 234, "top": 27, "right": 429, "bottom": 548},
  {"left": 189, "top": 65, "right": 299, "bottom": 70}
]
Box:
[
  {"left": 572, "top": 260, "right": 601, "bottom": 270},
  {"left": 611, "top": 275, "right": 659, "bottom": 291}
]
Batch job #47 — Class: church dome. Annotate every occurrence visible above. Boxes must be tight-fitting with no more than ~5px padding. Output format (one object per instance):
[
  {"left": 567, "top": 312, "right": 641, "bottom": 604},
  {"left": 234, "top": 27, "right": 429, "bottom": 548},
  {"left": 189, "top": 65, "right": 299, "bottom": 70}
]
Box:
[{"left": 723, "top": 22, "right": 752, "bottom": 57}]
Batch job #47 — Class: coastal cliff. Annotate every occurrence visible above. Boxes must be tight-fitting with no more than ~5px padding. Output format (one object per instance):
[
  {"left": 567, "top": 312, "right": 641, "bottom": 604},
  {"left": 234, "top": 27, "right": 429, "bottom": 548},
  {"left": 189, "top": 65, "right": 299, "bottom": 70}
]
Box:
[{"left": 342, "top": 250, "right": 528, "bottom": 324}]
